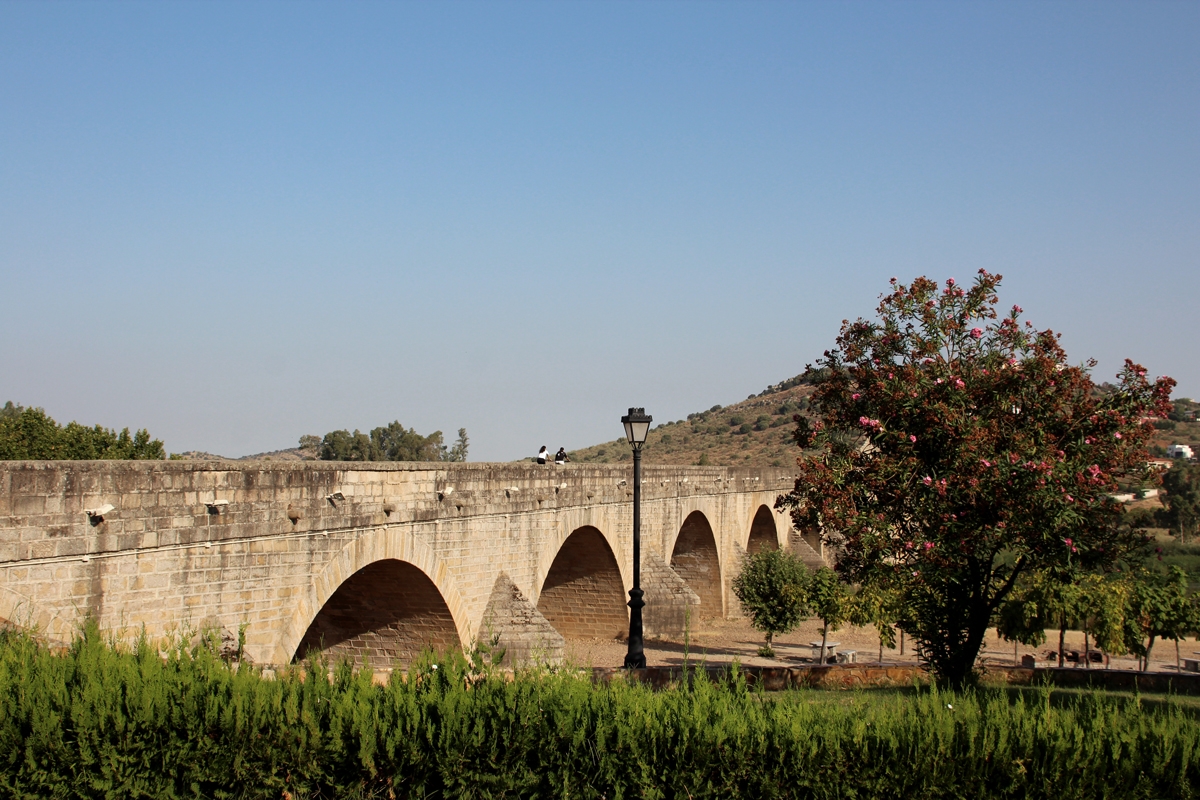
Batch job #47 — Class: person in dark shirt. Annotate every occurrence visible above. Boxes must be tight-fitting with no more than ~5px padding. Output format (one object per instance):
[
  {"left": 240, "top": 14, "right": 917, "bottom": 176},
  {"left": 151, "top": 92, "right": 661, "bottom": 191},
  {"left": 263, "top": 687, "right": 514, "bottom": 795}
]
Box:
[{"left": 554, "top": 447, "right": 570, "bottom": 464}]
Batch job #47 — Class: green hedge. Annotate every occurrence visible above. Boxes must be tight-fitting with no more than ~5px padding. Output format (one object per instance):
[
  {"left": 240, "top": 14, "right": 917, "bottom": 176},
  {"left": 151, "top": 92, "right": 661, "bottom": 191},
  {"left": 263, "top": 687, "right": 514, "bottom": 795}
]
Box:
[{"left": 1, "top": 628, "right": 1197, "bottom": 799}]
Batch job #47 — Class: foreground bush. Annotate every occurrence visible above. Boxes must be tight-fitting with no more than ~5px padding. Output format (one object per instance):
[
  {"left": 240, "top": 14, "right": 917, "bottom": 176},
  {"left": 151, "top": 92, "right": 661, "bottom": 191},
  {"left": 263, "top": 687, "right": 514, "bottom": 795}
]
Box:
[{"left": 1, "top": 628, "right": 1197, "bottom": 799}]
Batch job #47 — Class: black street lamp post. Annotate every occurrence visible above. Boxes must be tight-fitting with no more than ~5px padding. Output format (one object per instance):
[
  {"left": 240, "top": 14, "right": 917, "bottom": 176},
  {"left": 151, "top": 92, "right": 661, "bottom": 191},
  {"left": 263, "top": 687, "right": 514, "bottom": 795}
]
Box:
[{"left": 621, "top": 407, "right": 652, "bottom": 669}]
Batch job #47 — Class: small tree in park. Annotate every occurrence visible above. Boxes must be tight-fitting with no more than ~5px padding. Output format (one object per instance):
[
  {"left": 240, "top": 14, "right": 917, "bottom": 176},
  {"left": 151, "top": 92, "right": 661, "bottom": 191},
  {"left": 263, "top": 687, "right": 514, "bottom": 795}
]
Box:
[
  {"left": 776, "top": 271, "right": 1175, "bottom": 687},
  {"left": 1123, "top": 566, "right": 1191, "bottom": 671},
  {"left": 806, "top": 567, "right": 852, "bottom": 663},
  {"left": 1072, "top": 572, "right": 1130, "bottom": 667},
  {"left": 732, "top": 548, "right": 809, "bottom": 658},
  {"left": 849, "top": 580, "right": 903, "bottom": 662}
]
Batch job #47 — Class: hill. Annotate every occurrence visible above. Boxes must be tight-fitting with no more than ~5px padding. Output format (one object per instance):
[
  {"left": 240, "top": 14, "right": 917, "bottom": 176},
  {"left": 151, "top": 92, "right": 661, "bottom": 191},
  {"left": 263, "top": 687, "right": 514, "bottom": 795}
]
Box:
[{"left": 567, "top": 376, "right": 813, "bottom": 467}]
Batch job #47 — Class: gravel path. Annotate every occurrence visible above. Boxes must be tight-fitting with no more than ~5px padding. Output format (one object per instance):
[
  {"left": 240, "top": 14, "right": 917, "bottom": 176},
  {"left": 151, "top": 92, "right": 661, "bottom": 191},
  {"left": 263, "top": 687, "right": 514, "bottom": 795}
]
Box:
[{"left": 562, "top": 616, "right": 1200, "bottom": 674}]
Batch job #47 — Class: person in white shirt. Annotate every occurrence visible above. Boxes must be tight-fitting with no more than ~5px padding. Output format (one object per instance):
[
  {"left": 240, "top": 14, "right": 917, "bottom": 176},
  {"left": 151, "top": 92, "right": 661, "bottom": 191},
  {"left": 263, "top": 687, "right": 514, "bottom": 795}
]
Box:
[{"left": 536, "top": 446, "right": 549, "bottom": 465}]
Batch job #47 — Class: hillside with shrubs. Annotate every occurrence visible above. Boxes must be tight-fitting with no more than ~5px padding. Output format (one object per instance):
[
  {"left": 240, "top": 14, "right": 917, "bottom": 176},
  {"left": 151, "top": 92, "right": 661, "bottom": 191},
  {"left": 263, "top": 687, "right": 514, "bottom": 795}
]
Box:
[{"left": 568, "top": 375, "right": 814, "bottom": 467}]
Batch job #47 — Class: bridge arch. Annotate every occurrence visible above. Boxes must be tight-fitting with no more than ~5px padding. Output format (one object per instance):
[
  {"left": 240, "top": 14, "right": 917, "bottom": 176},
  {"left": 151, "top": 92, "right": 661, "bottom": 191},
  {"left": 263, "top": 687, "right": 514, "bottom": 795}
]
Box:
[
  {"left": 668, "top": 510, "right": 724, "bottom": 619},
  {"left": 536, "top": 525, "right": 627, "bottom": 640},
  {"left": 278, "top": 526, "right": 471, "bottom": 666},
  {"left": 746, "top": 504, "right": 779, "bottom": 553}
]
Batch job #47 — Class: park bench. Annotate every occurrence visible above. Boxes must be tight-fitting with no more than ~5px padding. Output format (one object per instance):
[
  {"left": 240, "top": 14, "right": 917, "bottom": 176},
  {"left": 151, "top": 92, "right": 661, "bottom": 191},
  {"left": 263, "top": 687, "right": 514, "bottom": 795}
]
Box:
[
  {"left": 1184, "top": 654, "right": 1200, "bottom": 674},
  {"left": 809, "top": 641, "right": 840, "bottom": 664},
  {"left": 836, "top": 650, "right": 857, "bottom": 664}
]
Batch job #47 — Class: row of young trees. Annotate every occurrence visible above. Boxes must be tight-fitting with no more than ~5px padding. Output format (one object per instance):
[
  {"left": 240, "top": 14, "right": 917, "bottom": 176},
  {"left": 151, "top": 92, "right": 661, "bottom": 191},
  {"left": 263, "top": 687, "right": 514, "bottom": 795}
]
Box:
[
  {"left": 734, "top": 547, "right": 1200, "bottom": 672},
  {"left": 765, "top": 270, "right": 1179, "bottom": 687},
  {"left": 0, "top": 402, "right": 165, "bottom": 460},
  {"left": 300, "top": 422, "right": 469, "bottom": 462}
]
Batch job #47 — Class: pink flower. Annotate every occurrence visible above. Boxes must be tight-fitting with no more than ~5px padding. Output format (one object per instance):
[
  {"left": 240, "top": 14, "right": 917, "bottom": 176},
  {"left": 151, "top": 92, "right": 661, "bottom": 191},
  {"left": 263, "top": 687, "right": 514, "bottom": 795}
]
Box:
[
  {"left": 981, "top": 459, "right": 992, "bottom": 467},
  {"left": 970, "top": 328, "right": 983, "bottom": 339},
  {"left": 954, "top": 379, "right": 965, "bottom": 389},
  {"left": 947, "top": 278, "right": 956, "bottom": 286},
  {"left": 936, "top": 378, "right": 944, "bottom": 384},
  {"left": 852, "top": 393, "right": 860, "bottom": 400},
  {"left": 1114, "top": 432, "right": 1122, "bottom": 439},
  {"left": 910, "top": 435, "right": 917, "bottom": 442},
  {"left": 1064, "top": 538, "right": 1073, "bottom": 547},
  {"left": 905, "top": 541, "right": 914, "bottom": 549},
  {"left": 924, "top": 542, "right": 934, "bottom": 550},
  {"left": 1012, "top": 305, "right": 1023, "bottom": 314},
  {"left": 922, "top": 476, "right": 933, "bottom": 486}
]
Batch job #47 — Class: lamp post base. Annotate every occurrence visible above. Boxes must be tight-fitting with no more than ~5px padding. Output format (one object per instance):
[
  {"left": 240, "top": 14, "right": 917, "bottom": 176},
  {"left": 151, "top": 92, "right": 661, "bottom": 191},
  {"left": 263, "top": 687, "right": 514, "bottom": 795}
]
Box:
[{"left": 624, "top": 587, "right": 646, "bottom": 669}]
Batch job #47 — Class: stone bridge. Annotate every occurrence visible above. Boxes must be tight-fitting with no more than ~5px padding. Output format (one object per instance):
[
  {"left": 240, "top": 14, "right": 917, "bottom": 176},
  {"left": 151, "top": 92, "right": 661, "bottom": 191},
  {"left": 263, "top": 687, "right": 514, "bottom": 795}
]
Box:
[{"left": 0, "top": 461, "right": 825, "bottom": 667}]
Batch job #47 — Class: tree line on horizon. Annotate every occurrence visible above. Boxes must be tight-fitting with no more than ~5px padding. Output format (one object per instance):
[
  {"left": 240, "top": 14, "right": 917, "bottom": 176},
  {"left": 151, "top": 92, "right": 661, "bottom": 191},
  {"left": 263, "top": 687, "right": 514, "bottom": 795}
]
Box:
[
  {"left": 0, "top": 402, "right": 165, "bottom": 461},
  {"left": 300, "top": 422, "right": 469, "bottom": 463}
]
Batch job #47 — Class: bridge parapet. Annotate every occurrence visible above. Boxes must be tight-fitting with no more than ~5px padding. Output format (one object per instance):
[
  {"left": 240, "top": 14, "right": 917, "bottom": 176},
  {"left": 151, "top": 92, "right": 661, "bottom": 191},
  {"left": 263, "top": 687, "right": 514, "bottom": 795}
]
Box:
[{"left": 0, "top": 461, "right": 799, "bottom": 665}]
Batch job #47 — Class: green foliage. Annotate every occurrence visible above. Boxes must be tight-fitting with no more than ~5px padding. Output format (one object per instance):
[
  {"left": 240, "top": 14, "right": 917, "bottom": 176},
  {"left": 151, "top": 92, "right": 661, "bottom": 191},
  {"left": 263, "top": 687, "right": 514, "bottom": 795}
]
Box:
[
  {"left": 805, "top": 567, "right": 852, "bottom": 659},
  {"left": 849, "top": 581, "right": 904, "bottom": 657},
  {"left": 1123, "top": 566, "right": 1193, "bottom": 670},
  {"left": 1161, "top": 461, "right": 1200, "bottom": 543},
  {"left": 446, "top": 427, "right": 469, "bottom": 462},
  {"left": 318, "top": 420, "right": 468, "bottom": 462},
  {"left": 732, "top": 548, "right": 809, "bottom": 652},
  {"left": 1, "top": 628, "right": 1199, "bottom": 799},
  {"left": 998, "top": 571, "right": 1130, "bottom": 665},
  {"left": 0, "top": 402, "right": 165, "bottom": 460}
]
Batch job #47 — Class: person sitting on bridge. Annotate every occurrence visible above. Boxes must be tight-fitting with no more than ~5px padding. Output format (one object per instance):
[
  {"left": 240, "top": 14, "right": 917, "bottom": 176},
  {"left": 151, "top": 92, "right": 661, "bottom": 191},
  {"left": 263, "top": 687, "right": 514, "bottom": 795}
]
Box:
[
  {"left": 536, "top": 446, "right": 549, "bottom": 465},
  {"left": 554, "top": 447, "right": 570, "bottom": 464}
]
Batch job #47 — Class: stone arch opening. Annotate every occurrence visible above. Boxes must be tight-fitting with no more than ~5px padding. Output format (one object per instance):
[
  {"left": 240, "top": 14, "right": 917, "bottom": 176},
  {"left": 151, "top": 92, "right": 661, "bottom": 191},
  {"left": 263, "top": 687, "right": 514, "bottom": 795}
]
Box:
[
  {"left": 747, "top": 505, "right": 779, "bottom": 554},
  {"left": 670, "top": 511, "right": 723, "bottom": 619},
  {"left": 536, "top": 526, "right": 627, "bottom": 640},
  {"left": 294, "top": 559, "right": 460, "bottom": 667}
]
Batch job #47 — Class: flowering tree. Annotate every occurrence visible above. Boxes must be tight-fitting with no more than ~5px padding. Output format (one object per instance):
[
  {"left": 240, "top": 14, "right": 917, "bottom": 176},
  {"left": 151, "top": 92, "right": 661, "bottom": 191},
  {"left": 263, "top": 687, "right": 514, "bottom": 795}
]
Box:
[{"left": 776, "top": 271, "right": 1174, "bottom": 687}]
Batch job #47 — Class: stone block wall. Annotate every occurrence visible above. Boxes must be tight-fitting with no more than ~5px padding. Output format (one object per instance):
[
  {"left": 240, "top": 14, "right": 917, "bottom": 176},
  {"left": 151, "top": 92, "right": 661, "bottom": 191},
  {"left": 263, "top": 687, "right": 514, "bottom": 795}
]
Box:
[{"left": 0, "top": 460, "right": 795, "bottom": 667}]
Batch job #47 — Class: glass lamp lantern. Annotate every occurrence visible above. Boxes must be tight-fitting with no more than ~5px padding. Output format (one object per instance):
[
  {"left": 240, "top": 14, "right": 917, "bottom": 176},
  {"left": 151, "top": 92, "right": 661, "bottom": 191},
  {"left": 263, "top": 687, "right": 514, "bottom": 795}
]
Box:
[{"left": 621, "top": 408, "right": 652, "bottom": 448}]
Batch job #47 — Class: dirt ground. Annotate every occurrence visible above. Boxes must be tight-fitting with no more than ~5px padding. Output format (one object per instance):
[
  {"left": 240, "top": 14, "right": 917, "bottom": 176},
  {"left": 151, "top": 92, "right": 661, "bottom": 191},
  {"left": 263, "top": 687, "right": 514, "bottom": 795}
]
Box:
[{"left": 563, "top": 615, "right": 1200, "bottom": 674}]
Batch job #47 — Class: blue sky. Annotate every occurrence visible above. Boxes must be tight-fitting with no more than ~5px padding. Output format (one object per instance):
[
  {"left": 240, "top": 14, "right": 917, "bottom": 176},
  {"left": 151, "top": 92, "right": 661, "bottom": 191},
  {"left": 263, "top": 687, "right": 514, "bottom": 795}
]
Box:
[{"left": 2, "top": 1, "right": 1197, "bottom": 461}]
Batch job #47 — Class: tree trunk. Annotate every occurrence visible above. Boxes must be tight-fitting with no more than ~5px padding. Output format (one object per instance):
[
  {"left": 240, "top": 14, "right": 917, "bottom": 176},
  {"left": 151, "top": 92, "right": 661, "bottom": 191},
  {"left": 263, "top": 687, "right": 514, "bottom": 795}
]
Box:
[
  {"left": 1144, "top": 635, "right": 1156, "bottom": 672},
  {"left": 1013, "top": 640, "right": 1018, "bottom": 666},
  {"left": 900, "top": 629, "right": 905, "bottom": 656},
  {"left": 1058, "top": 616, "right": 1066, "bottom": 668},
  {"left": 1177, "top": 638, "right": 1181, "bottom": 671},
  {"left": 1084, "top": 631, "right": 1090, "bottom": 669},
  {"left": 820, "top": 627, "right": 828, "bottom": 664}
]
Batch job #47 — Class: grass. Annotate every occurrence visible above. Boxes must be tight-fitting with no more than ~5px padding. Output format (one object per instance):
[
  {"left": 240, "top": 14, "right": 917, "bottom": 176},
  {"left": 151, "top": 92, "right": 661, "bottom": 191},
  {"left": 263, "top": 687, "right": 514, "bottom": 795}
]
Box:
[{"left": 2, "top": 625, "right": 1199, "bottom": 799}]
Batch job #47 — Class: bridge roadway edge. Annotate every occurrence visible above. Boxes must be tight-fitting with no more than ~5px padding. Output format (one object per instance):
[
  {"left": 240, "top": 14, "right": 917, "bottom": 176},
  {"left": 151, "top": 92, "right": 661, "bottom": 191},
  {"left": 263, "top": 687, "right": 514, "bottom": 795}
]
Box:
[{"left": 0, "top": 461, "right": 797, "bottom": 665}]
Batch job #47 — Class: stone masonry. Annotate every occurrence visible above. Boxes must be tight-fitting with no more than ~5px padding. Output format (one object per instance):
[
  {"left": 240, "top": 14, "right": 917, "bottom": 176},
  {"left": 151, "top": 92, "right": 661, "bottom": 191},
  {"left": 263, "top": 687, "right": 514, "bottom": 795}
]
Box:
[{"left": 0, "top": 461, "right": 808, "bottom": 668}]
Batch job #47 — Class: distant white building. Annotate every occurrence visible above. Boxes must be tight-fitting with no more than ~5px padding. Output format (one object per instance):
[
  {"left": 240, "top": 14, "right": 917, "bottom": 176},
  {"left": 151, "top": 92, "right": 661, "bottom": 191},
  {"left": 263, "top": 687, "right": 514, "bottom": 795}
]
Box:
[{"left": 1167, "top": 444, "right": 1195, "bottom": 460}]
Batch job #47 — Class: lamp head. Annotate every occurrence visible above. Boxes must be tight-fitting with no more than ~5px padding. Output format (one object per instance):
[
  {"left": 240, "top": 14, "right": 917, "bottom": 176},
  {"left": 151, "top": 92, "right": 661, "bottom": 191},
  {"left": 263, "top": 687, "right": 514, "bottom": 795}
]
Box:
[{"left": 621, "top": 407, "right": 652, "bottom": 448}]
